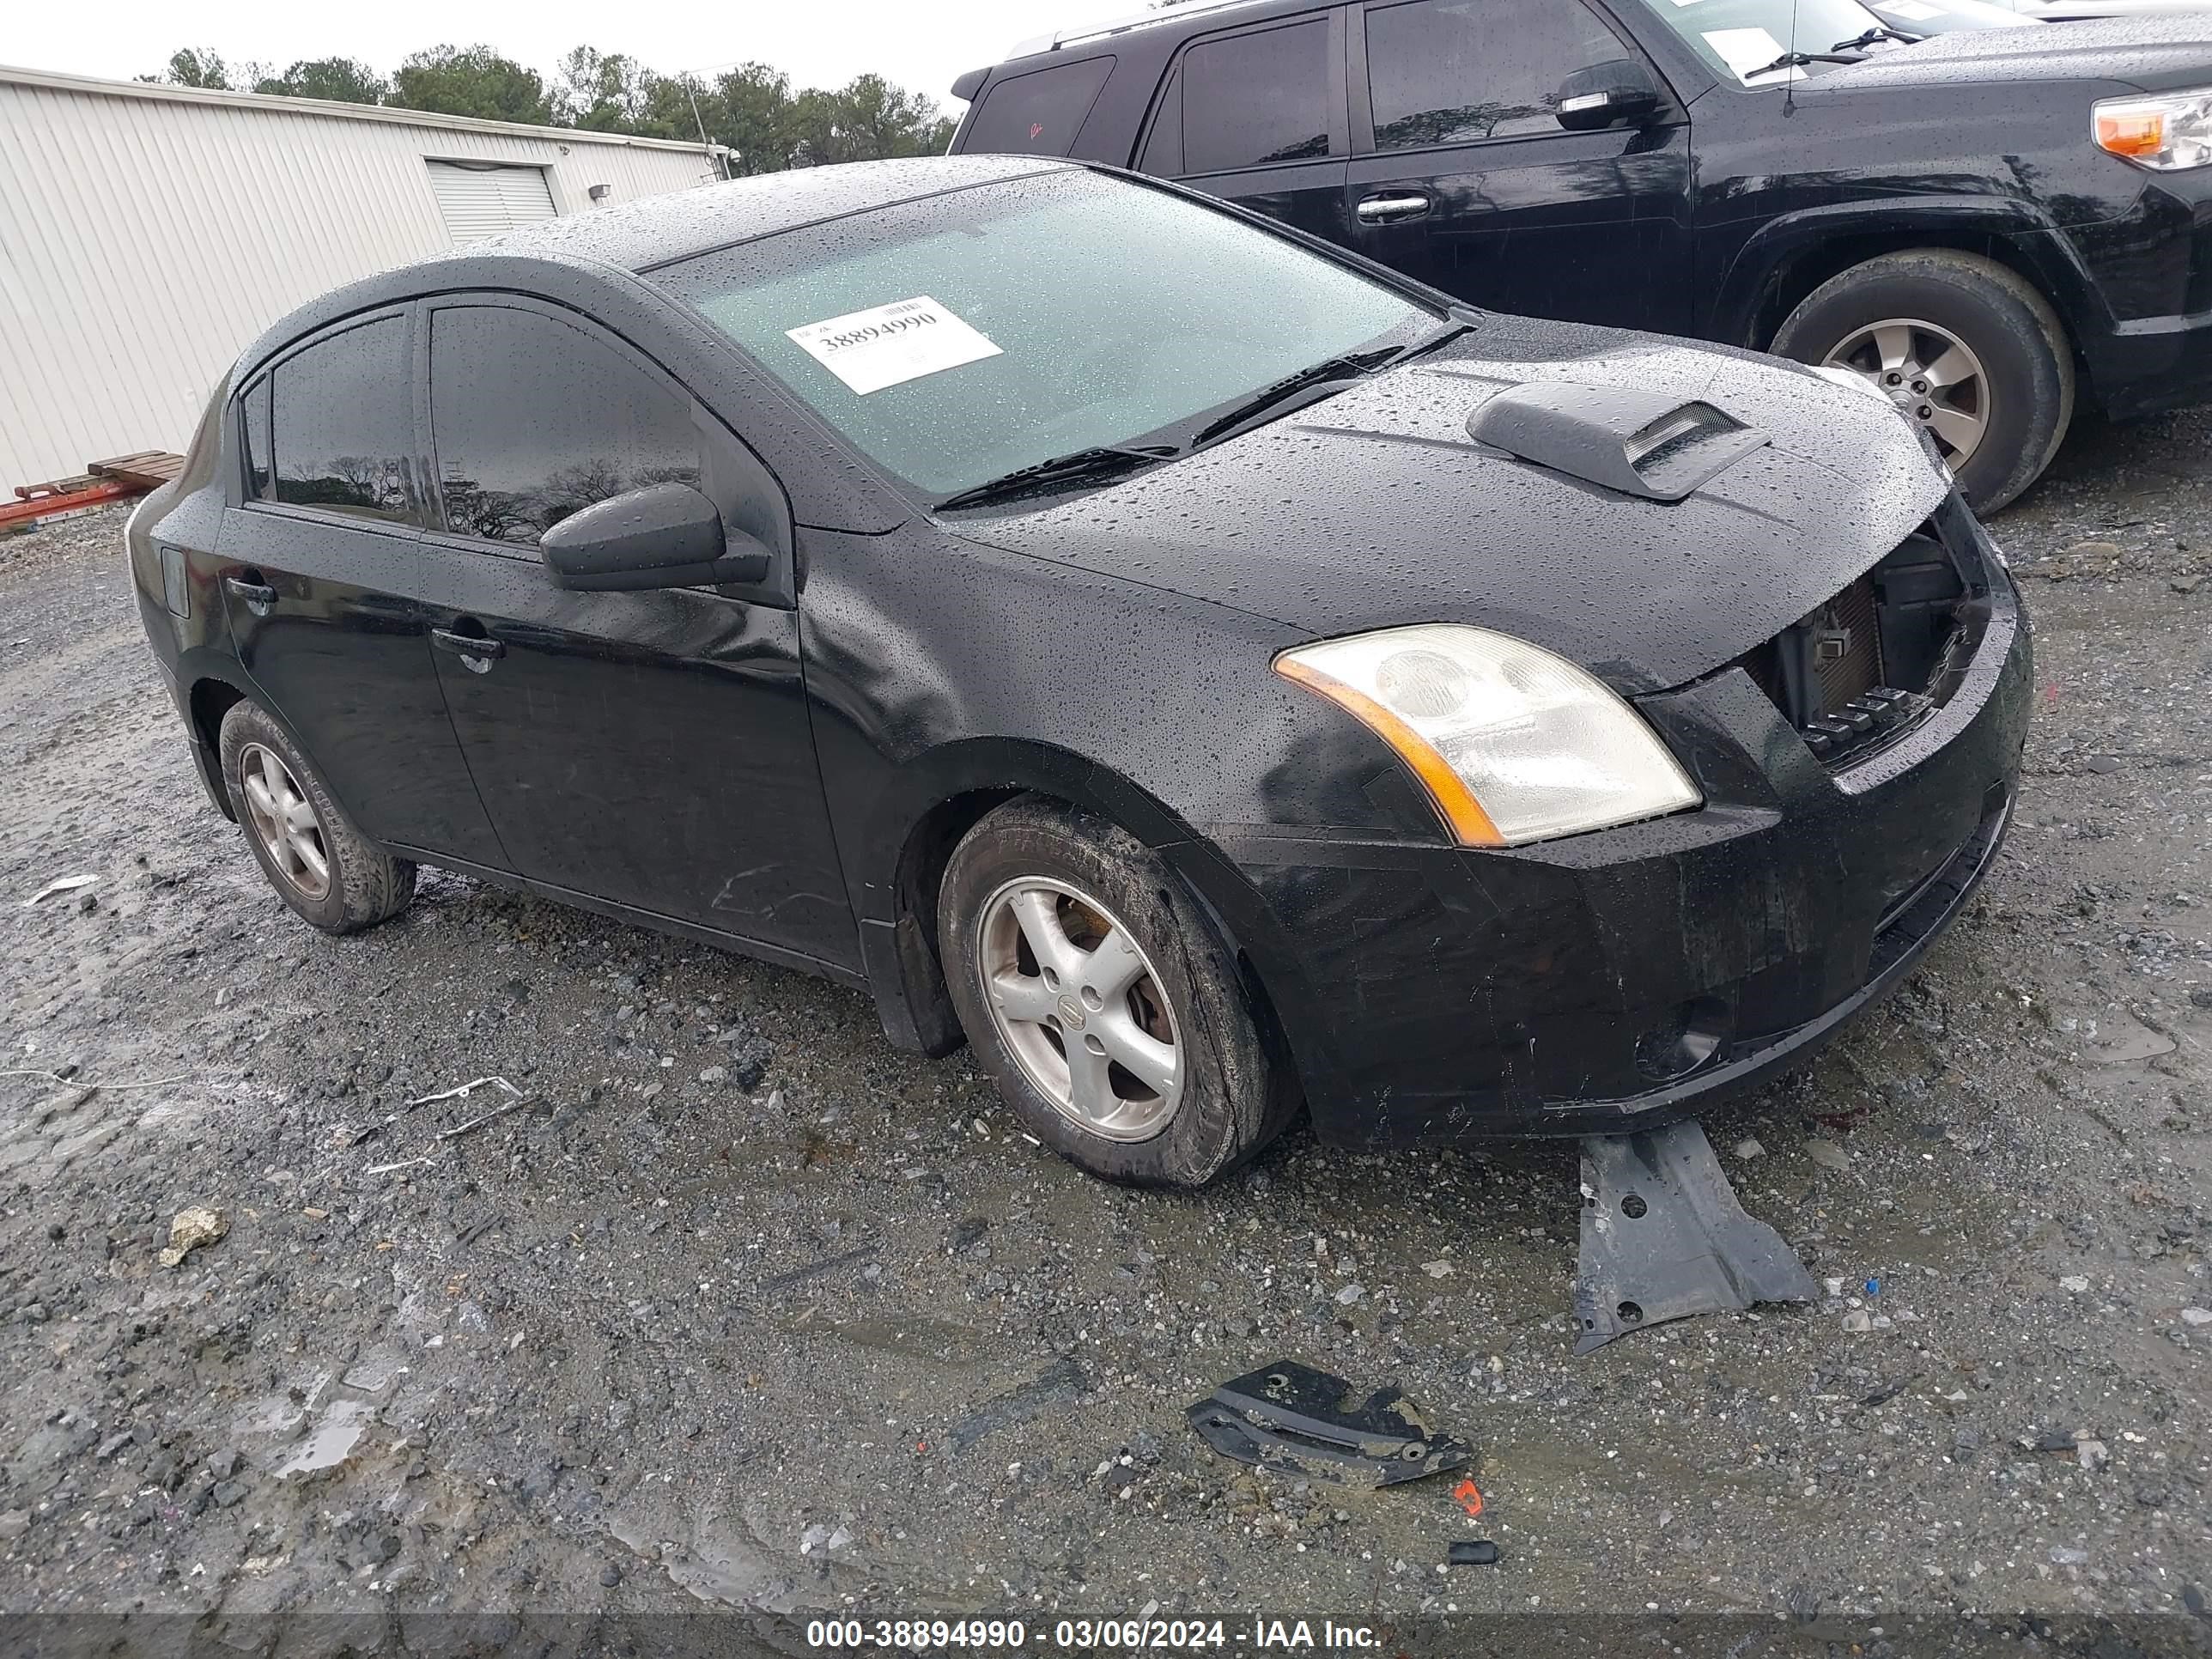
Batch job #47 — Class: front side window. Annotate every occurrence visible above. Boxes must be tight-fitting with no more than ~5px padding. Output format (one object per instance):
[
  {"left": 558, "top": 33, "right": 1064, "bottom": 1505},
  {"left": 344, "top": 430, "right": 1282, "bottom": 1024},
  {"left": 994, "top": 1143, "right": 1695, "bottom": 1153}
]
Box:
[
  {"left": 652, "top": 169, "right": 1432, "bottom": 498},
  {"left": 963, "top": 58, "right": 1116, "bottom": 157},
  {"left": 270, "top": 318, "right": 419, "bottom": 524},
  {"left": 427, "top": 307, "right": 701, "bottom": 545},
  {"left": 1365, "top": 0, "right": 1628, "bottom": 149},
  {"left": 1180, "top": 21, "right": 1333, "bottom": 173}
]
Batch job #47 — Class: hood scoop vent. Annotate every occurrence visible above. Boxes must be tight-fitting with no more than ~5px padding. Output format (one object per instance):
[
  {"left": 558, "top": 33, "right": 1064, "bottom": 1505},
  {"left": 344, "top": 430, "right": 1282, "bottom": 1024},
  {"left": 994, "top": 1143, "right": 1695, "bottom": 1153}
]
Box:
[{"left": 1466, "top": 382, "right": 1771, "bottom": 502}]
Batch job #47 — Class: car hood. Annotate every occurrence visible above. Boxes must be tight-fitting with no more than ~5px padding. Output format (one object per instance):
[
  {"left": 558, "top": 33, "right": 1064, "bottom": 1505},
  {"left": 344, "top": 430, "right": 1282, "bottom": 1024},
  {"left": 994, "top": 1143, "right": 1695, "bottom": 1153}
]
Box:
[
  {"left": 1809, "top": 14, "right": 2212, "bottom": 93},
  {"left": 957, "top": 315, "right": 1950, "bottom": 694}
]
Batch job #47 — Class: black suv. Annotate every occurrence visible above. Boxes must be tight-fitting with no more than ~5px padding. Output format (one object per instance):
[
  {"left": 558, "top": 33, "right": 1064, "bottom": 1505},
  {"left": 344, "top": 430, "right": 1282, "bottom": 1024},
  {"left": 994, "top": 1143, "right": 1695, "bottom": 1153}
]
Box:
[{"left": 950, "top": 0, "right": 2212, "bottom": 510}]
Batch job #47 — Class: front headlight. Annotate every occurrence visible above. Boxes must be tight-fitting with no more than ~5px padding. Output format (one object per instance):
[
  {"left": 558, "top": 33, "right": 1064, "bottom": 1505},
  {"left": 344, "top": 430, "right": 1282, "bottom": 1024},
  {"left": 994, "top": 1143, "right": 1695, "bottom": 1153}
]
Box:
[
  {"left": 1274, "top": 623, "right": 1701, "bottom": 848},
  {"left": 2094, "top": 88, "right": 2212, "bottom": 170}
]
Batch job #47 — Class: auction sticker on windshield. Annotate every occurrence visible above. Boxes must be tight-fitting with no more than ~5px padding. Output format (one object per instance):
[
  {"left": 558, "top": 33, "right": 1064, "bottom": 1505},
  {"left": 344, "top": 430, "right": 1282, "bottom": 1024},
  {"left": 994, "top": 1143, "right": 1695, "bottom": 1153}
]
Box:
[{"left": 787, "top": 296, "right": 1003, "bottom": 395}]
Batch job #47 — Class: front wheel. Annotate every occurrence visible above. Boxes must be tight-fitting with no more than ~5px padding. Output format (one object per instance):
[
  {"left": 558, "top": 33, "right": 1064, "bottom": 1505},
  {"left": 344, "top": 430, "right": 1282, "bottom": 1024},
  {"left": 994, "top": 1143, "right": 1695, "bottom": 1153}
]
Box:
[
  {"left": 1771, "top": 249, "right": 2075, "bottom": 514},
  {"left": 938, "top": 798, "right": 1297, "bottom": 1188}
]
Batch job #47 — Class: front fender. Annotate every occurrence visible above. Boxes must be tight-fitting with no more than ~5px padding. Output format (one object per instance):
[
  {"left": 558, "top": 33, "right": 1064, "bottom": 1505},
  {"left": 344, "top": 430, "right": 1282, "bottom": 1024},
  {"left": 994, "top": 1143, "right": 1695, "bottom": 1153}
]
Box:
[{"left": 1705, "top": 195, "right": 2110, "bottom": 349}]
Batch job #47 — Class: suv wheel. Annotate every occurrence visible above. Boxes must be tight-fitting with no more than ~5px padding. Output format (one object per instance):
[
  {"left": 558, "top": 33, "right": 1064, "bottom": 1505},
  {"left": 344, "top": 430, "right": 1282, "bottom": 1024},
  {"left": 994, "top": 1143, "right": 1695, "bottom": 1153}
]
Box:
[
  {"left": 218, "top": 700, "right": 416, "bottom": 934},
  {"left": 1771, "top": 249, "right": 2075, "bottom": 513},
  {"left": 939, "top": 798, "right": 1297, "bottom": 1188}
]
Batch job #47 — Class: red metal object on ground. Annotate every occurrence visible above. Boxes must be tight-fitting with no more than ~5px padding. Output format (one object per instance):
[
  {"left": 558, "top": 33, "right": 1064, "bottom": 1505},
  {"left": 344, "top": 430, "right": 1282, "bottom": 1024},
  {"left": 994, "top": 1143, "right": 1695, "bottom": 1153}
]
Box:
[
  {"left": 0, "top": 479, "right": 135, "bottom": 528},
  {"left": 2, "top": 451, "right": 183, "bottom": 530}
]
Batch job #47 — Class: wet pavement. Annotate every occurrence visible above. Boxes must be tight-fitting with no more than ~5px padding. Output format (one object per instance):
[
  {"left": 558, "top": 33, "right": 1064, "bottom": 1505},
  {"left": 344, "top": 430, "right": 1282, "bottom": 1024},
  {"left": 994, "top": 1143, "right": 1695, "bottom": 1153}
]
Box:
[{"left": 0, "top": 405, "right": 2208, "bottom": 1651}]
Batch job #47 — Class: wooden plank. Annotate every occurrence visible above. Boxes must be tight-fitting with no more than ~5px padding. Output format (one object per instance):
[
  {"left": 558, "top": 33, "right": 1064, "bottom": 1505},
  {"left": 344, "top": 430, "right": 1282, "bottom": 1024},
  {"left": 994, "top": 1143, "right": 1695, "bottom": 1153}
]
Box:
[
  {"left": 88, "top": 452, "right": 185, "bottom": 489},
  {"left": 14, "top": 474, "right": 99, "bottom": 501}
]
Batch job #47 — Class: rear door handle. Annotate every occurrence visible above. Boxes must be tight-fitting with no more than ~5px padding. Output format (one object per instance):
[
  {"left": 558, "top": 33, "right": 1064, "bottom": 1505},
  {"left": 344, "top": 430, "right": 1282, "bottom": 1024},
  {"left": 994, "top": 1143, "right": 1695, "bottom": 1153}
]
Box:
[
  {"left": 225, "top": 574, "right": 277, "bottom": 611},
  {"left": 431, "top": 626, "right": 506, "bottom": 672},
  {"left": 1356, "top": 191, "right": 1432, "bottom": 224}
]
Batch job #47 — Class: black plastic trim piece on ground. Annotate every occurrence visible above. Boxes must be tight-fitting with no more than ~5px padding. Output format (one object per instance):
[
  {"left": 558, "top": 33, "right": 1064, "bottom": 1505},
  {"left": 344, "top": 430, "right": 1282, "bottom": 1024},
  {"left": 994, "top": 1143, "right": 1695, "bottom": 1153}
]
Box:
[
  {"left": 1186, "top": 1361, "right": 1474, "bottom": 1486},
  {"left": 1572, "top": 1117, "right": 1817, "bottom": 1354}
]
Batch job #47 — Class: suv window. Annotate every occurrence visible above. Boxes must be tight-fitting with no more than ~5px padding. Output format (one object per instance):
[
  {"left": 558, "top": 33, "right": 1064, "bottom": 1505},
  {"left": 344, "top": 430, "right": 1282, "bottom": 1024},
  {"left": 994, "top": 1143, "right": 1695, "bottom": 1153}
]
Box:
[
  {"left": 428, "top": 307, "right": 702, "bottom": 546},
  {"left": 964, "top": 58, "right": 1115, "bottom": 157},
  {"left": 270, "top": 318, "right": 419, "bottom": 523},
  {"left": 1180, "top": 20, "right": 1333, "bottom": 174},
  {"left": 1364, "top": 0, "right": 1626, "bottom": 149}
]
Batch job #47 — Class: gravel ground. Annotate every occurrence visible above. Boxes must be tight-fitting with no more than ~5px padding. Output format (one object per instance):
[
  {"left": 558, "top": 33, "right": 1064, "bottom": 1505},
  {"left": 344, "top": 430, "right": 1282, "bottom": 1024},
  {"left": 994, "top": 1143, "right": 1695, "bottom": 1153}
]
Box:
[{"left": 0, "top": 407, "right": 2208, "bottom": 1656}]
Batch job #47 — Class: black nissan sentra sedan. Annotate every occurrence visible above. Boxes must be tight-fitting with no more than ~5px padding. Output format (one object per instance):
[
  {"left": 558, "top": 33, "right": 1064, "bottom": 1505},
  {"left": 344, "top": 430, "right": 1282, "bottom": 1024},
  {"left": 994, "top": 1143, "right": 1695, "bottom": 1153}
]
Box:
[{"left": 127, "top": 155, "right": 2029, "bottom": 1188}]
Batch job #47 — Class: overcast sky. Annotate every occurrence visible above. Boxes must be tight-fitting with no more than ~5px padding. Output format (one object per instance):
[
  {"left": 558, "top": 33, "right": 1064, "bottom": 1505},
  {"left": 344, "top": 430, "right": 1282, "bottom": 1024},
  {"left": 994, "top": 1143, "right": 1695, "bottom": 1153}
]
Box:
[{"left": 3, "top": 0, "right": 1097, "bottom": 113}]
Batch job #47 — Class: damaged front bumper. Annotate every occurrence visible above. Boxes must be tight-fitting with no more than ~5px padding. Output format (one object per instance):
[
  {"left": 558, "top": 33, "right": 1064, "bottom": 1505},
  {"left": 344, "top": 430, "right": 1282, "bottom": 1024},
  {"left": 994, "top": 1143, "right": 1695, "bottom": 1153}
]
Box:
[{"left": 1224, "top": 499, "right": 2033, "bottom": 1146}]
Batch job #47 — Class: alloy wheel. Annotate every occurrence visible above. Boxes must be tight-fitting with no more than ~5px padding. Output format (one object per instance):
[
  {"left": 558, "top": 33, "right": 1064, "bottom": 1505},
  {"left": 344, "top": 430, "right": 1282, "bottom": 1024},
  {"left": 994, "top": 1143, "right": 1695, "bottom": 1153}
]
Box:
[
  {"left": 1821, "top": 318, "right": 1990, "bottom": 473},
  {"left": 238, "top": 742, "right": 331, "bottom": 901},
  {"left": 975, "top": 877, "right": 1183, "bottom": 1141}
]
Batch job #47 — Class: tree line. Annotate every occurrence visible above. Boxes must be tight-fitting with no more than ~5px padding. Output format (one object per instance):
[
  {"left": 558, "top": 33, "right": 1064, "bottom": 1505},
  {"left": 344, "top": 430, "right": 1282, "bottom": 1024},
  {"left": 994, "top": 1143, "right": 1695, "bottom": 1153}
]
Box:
[{"left": 148, "top": 45, "right": 953, "bottom": 169}]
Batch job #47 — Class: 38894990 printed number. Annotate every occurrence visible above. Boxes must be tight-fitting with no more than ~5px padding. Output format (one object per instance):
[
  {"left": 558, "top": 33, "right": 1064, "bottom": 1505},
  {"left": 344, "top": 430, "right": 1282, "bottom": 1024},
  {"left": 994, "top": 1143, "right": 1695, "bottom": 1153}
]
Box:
[{"left": 816, "top": 310, "right": 939, "bottom": 353}]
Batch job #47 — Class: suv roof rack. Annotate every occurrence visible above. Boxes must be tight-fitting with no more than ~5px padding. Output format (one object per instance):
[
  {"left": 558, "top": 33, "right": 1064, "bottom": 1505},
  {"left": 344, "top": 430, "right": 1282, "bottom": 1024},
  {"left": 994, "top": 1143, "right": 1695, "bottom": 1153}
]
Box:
[{"left": 1006, "top": 0, "right": 1270, "bottom": 58}]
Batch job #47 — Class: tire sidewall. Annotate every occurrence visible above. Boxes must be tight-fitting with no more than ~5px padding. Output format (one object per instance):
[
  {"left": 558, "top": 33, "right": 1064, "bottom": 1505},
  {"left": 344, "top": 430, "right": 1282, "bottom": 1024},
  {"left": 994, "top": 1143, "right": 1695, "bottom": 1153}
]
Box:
[
  {"left": 939, "top": 803, "right": 1278, "bottom": 1188},
  {"left": 217, "top": 702, "right": 366, "bottom": 933},
  {"left": 1772, "top": 258, "right": 2070, "bottom": 514}
]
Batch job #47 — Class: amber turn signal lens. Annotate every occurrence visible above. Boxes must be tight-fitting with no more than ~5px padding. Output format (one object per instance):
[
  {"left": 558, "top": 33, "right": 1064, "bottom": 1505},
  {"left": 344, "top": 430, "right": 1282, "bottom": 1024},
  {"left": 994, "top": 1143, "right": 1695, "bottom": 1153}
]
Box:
[
  {"left": 1275, "top": 654, "right": 1504, "bottom": 846},
  {"left": 2097, "top": 110, "right": 2167, "bottom": 160}
]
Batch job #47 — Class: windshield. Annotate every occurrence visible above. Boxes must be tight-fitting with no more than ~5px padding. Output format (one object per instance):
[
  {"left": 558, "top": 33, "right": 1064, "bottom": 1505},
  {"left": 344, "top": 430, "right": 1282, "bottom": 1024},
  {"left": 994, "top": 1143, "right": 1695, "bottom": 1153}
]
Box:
[
  {"left": 1870, "top": 0, "right": 2036, "bottom": 28},
  {"left": 651, "top": 169, "right": 1434, "bottom": 499},
  {"left": 1632, "top": 0, "right": 1912, "bottom": 82}
]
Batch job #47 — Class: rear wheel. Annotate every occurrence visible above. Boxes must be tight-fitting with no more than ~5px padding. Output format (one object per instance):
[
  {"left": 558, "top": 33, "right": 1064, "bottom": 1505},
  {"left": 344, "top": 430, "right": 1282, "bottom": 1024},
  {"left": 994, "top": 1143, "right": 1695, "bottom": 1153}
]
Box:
[
  {"left": 1771, "top": 249, "right": 2075, "bottom": 513},
  {"left": 218, "top": 700, "right": 415, "bottom": 934},
  {"left": 939, "top": 798, "right": 1297, "bottom": 1188}
]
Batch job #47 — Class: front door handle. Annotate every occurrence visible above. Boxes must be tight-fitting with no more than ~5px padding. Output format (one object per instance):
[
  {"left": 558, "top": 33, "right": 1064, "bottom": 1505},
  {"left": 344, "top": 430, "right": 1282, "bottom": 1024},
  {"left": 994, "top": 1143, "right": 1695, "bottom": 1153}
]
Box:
[
  {"left": 1356, "top": 191, "right": 1432, "bottom": 224},
  {"left": 225, "top": 574, "right": 277, "bottom": 613},
  {"left": 432, "top": 626, "right": 506, "bottom": 673}
]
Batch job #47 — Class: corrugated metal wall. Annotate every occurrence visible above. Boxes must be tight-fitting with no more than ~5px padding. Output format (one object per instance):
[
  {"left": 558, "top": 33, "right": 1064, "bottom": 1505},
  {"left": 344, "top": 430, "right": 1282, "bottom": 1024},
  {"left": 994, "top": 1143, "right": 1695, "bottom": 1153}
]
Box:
[{"left": 0, "top": 70, "right": 720, "bottom": 489}]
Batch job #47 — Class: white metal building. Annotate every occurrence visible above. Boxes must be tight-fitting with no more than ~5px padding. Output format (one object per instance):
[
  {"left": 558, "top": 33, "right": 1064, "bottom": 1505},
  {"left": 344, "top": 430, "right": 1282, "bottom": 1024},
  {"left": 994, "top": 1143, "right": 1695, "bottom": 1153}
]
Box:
[{"left": 0, "top": 65, "right": 726, "bottom": 489}]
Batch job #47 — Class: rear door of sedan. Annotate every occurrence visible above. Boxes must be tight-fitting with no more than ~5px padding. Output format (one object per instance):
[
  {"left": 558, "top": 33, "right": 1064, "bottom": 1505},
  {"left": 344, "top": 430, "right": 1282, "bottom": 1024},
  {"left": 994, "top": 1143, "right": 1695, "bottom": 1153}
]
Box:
[
  {"left": 411, "top": 295, "right": 856, "bottom": 973},
  {"left": 218, "top": 310, "right": 507, "bottom": 867}
]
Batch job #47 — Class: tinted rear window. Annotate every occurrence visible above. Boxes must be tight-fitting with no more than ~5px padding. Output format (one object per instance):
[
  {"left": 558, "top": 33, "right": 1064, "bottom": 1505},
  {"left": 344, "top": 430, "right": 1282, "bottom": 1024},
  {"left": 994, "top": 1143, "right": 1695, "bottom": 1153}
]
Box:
[
  {"left": 270, "top": 317, "right": 421, "bottom": 525},
  {"left": 963, "top": 58, "right": 1115, "bottom": 157},
  {"left": 1180, "top": 20, "right": 1332, "bottom": 174},
  {"left": 241, "top": 377, "right": 272, "bottom": 500}
]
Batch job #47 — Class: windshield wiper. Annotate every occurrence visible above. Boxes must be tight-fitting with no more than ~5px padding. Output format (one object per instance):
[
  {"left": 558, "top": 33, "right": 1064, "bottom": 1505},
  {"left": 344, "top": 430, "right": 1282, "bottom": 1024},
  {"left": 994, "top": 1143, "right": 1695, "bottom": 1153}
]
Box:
[
  {"left": 933, "top": 443, "right": 1178, "bottom": 511},
  {"left": 1745, "top": 47, "right": 1866, "bottom": 76},
  {"left": 1184, "top": 345, "right": 1404, "bottom": 453},
  {"left": 1830, "top": 25, "right": 1922, "bottom": 48}
]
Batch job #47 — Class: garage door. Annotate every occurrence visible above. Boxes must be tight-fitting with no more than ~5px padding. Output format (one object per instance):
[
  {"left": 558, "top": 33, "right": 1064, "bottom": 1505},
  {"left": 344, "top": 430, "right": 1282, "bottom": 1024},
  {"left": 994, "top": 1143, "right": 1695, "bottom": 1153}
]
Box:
[{"left": 426, "top": 161, "right": 558, "bottom": 243}]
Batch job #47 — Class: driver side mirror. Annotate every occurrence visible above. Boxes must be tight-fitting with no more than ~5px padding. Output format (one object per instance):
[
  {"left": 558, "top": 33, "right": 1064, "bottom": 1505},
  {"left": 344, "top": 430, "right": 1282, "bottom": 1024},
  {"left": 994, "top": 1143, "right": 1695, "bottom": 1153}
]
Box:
[
  {"left": 1555, "top": 59, "right": 1663, "bottom": 131},
  {"left": 540, "top": 481, "right": 773, "bottom": 592}
]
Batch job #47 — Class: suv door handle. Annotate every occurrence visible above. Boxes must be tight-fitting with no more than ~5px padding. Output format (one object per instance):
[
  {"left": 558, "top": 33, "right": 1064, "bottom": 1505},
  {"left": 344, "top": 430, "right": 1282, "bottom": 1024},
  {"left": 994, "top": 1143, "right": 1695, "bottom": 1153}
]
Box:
[
  {"left": 1356, "top": 191, "right": 1432, "bottom": 224},
  {"left": 431, "top": 626, "right": 506, "bottom": 672},
  {"left": 225, "top": 574, "right": 277, "bottom": 611}
]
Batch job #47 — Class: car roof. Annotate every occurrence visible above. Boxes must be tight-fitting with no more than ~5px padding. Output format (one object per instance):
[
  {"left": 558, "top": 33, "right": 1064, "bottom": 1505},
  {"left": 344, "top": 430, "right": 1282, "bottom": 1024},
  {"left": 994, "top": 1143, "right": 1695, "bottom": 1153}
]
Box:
[
  {"left": 1001, "top": 0, "right": 1290, "bottom": 60},
  {"left": 453, "top": 154, "right": 1073, "bottom": 274}
]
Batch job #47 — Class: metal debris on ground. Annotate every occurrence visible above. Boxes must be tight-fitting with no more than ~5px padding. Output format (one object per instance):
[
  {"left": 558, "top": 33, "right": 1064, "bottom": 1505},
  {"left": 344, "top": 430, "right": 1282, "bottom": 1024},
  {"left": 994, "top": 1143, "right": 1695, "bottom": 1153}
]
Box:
[
  {"left": 22, "top": 873, "right": 98, "bottom": 907},
  {"left": 360, "top": 1078, "right": 535, "bottom": 1174},
  {"left": 156, "top": 1206, "right": 229, "bottom": 1268},
  {"left": 434, "top": 1094, "right": 535, "bottom": 1140},
  {"left": 406, "top": 1075, "right": 525, "bottom": 1107},
  {"left": 1186, "top": 1361, "right": 1473, "bottom": 1487},
  {"left": 1572, "top": 1117, "right": 1818, "bottom": 1354}
]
